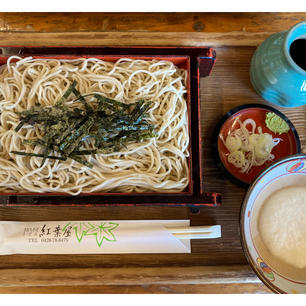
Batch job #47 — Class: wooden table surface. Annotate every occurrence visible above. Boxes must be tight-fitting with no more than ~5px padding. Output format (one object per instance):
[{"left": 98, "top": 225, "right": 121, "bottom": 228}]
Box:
[{"left": 0, "top": 12, "right": 305, "bottom": 294}]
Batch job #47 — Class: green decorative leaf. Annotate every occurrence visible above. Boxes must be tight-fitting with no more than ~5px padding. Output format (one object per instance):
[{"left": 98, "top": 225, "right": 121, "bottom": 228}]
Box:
[
  {"left": 102, "top": 223, "right": 119, "bottom": 242},
  {"left": 71, "top": 222, "right": 95, "bottom": 243},
  {"left": 64, "top": 221, "right": 119, "bottom": 246},
  {"left": 95, "top": 228, "right": 105, "bottom": 247},
  {"left": 85, "top": 222, "right": 119, "bottom": 247}
]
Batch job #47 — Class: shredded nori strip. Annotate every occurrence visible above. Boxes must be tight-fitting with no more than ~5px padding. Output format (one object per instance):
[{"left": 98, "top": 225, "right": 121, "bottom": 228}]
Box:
[
  {"left": 11, "top": 151, "right": 67, "bottom": 161},
  {"left": 55, "top": 80, "right": 77, "bottom": 106},
  {"left": 11, "top": 81, "right": 156, "bottom": 168}
]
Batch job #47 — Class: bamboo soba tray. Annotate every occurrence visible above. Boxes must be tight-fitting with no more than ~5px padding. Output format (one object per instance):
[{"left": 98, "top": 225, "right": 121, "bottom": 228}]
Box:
[{"left": 0, "top": 46, "right": 220, "bottom": 207}]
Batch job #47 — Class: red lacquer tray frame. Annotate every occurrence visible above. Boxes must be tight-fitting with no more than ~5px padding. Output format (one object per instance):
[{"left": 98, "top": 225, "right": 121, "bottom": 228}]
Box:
[{"left": 0, "top": 46, "right": 219, "bottom": 208}]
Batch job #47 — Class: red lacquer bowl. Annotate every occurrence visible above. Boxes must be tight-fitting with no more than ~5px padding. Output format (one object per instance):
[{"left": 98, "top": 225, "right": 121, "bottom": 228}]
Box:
[{"left": 212, "top": 104, "right": 301, "bottom": 187}]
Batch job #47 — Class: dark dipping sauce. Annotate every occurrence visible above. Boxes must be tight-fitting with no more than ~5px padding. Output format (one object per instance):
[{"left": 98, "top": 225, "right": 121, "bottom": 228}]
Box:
[{"left": 289, "top": 38, "right": 306, "bottom": 71}]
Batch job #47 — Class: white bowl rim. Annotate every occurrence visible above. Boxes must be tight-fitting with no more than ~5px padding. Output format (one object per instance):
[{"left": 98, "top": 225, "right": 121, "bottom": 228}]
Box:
[{"left": 240, "top": 153, "right": 306, "bottom": 294}]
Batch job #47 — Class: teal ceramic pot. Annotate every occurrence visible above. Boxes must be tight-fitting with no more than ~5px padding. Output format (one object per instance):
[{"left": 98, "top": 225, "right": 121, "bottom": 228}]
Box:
[{"left": 250, "top": 22, "right": 306, "bottom": 108}]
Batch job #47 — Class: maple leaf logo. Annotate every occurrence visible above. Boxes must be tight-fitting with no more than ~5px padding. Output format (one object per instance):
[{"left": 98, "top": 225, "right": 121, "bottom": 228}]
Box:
[
  {"left": 63, "top": 221, "right": 119, "bottom": 247},
  {"left": 85, "top": 222, "right": 119, "bottom": 247}
]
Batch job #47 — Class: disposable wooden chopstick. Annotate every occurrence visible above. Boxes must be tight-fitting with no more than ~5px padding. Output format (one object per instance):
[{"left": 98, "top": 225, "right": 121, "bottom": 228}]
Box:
[{"left": 166, "top": 225, "right": 221, "bottom": 239}]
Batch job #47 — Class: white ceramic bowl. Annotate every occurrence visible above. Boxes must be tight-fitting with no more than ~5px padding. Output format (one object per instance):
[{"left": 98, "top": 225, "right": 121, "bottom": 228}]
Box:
[{"left": 240, "top": 154, "right": 306, "bottom": 294}]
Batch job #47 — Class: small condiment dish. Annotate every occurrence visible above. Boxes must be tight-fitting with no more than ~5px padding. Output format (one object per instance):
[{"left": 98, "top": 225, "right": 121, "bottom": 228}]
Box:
[{"left": 212, "top": 104, "right": 301, "bottom": 187}]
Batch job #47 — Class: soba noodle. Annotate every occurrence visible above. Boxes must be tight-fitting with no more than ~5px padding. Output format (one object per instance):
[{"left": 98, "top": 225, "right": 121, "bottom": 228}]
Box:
[{"left": 0, "top": 56, "right": 189, "bottom": 195}]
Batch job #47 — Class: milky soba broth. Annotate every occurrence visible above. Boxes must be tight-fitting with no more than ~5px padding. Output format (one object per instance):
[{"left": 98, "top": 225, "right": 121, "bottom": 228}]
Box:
[{"left": 258, "top": 186, "right": 306, "bottom": 271}]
